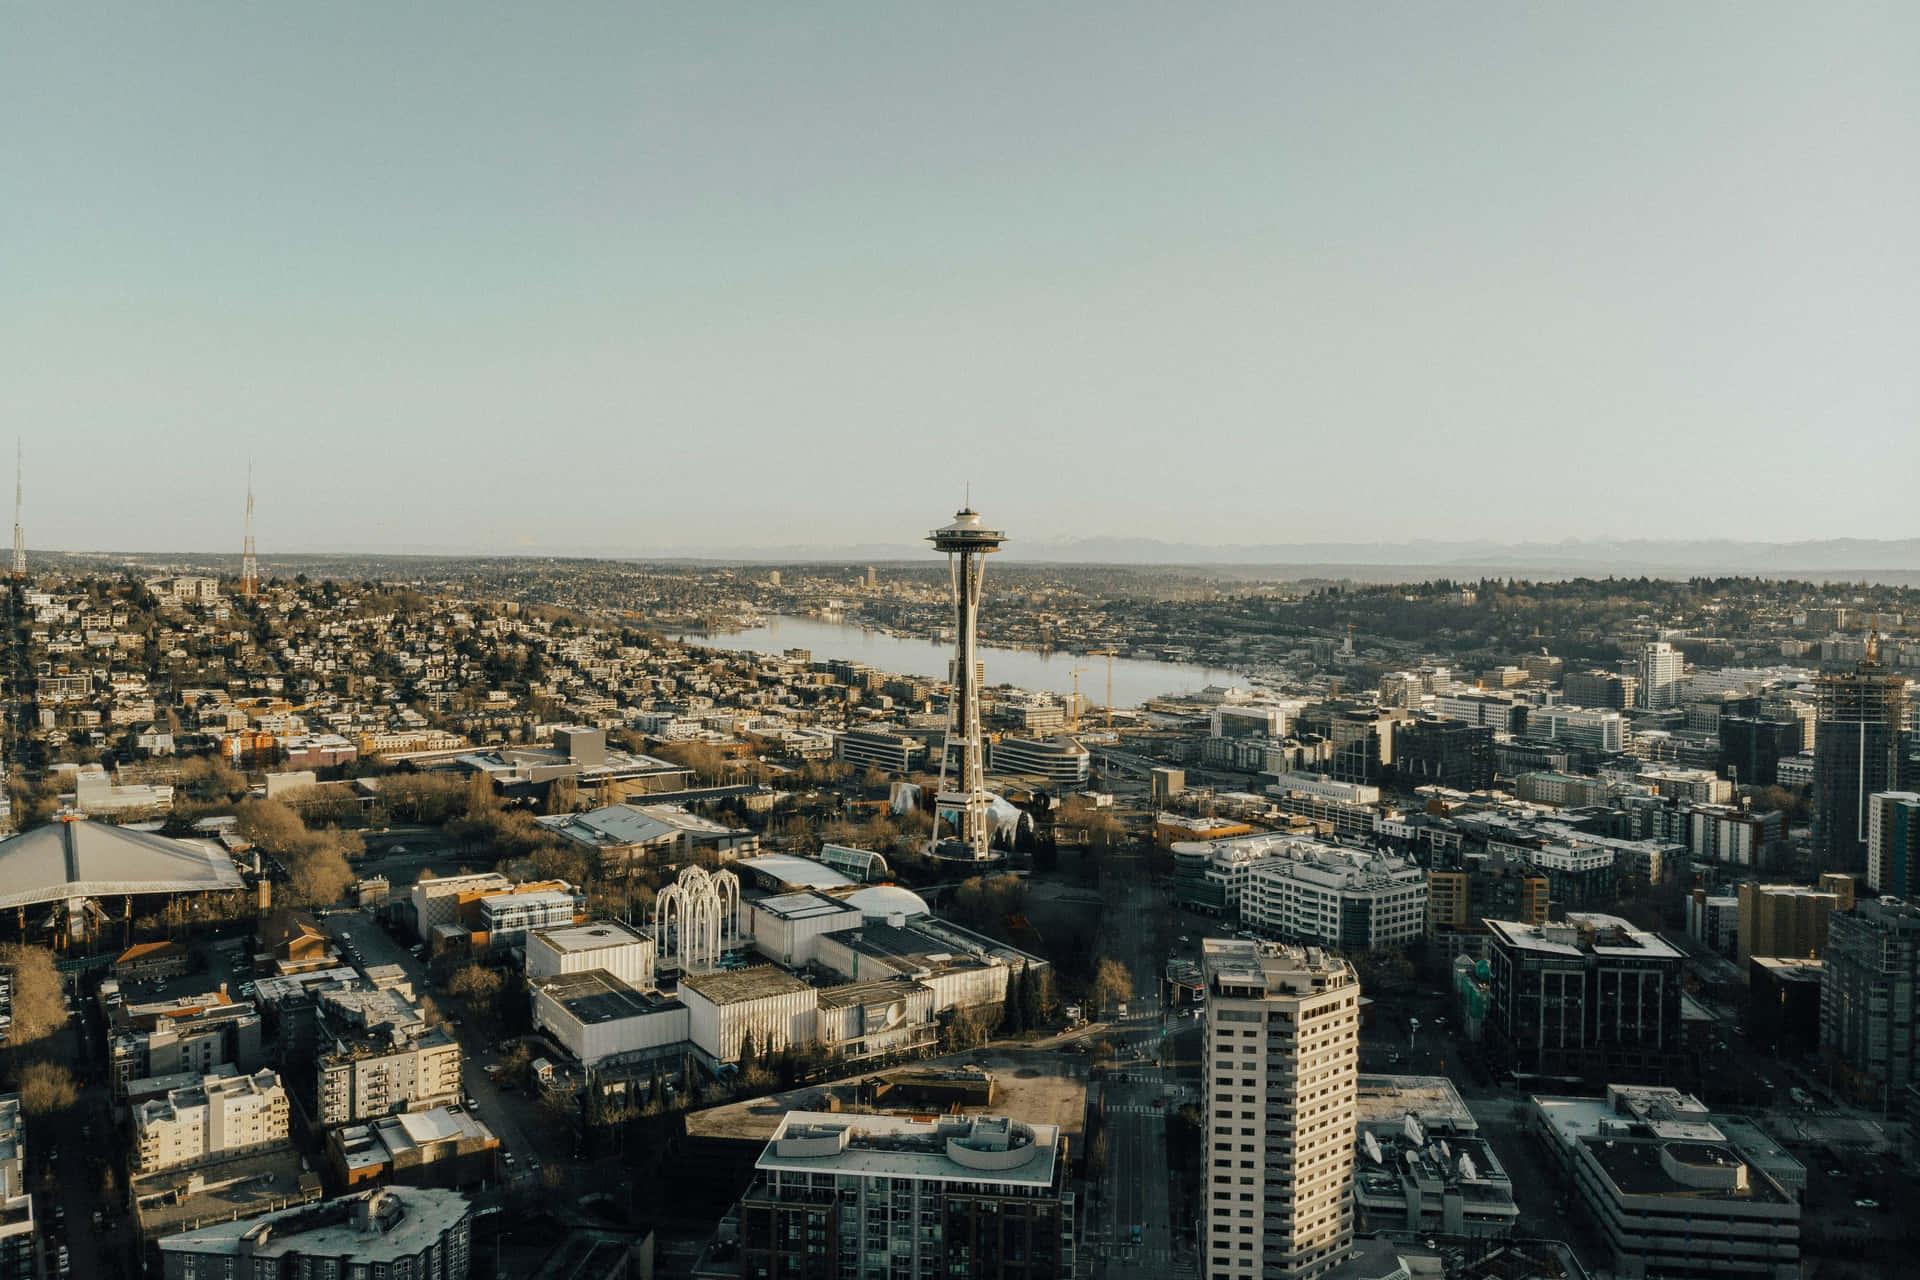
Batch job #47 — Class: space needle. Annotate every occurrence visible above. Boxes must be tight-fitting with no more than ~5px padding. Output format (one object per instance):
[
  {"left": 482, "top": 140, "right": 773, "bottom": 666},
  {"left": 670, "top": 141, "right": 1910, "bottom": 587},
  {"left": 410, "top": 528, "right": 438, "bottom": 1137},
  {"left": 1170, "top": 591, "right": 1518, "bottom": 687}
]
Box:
[{"left": 928, "top": 501, "right": 1006, "bottom": 862}]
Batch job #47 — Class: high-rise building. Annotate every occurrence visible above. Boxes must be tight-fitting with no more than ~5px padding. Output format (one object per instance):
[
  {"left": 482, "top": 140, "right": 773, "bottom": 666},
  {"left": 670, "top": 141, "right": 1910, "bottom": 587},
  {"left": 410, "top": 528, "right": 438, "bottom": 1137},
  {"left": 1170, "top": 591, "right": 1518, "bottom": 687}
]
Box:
[
  {"left": 739, "top": 1111, "right": 1072, "bottom": 1280},
  {"left": 158, "top": 1187, "right": 472, "bottom": 1280},
  {"left": 1812, "top": 635, "right": 1914, "bottom": 873},
  {"left": 1201, "top": 939, "right": 1360, "bottom": 1280},
  {"left": 1866, "top": 791, "right": 1920, "bottom": 898},
  {"left": 0, "top": 1094, "right": 36, "bottom": 1280},
  {"left": 1565, "top": 670, "right": 1638, "bottom": 711},
  {"left": 1637, "top": 642, "right": 1684, "bottom": 710},
  {"left": 1484, "top": 914, "right": 1684, "bottom": 1078},
  {"left": 1391, "top": 718, "right": 1495, "bottom": 789},
  {"left": 1820, "top": 897, "right": 1920, "bottom": 1107},
  {"left": 1736, "top": 882, "right": 1841, "bottom": 971},
  {"left": 1718, "top": 714, "right": 1804, "bottom": 788},
  {"left": 928, "top": 505, "right": 1006, "bottom": 862}
]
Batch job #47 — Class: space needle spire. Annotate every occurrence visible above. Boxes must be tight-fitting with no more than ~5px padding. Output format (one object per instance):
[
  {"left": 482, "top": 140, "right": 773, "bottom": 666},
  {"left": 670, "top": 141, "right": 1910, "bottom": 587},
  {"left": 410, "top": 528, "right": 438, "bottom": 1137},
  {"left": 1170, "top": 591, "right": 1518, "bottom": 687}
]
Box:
[
  {"left": 927, "top": 499, "right": 1007, "bottom": 862},
  {"left": 11, "top": 440, "right": 25, "bottom": 581},
  {"left": 240, "top": 460, "right": 259, "bottom": 601}
]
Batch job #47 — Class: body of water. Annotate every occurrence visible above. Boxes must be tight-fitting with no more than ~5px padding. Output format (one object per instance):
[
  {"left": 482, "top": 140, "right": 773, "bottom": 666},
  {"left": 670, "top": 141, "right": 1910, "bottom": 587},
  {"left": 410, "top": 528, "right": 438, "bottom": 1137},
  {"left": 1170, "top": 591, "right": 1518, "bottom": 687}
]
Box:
[{"left": 671, "top": 615, "right": 1238, "bottom": 708}]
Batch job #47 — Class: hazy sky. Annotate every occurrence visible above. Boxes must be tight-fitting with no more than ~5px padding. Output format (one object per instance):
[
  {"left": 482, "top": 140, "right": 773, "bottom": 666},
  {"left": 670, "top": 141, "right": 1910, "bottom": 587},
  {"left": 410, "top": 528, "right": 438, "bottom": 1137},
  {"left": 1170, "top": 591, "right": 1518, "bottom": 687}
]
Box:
[{"left": 4, "top": 4, "right": 1916, "bottom": 555}]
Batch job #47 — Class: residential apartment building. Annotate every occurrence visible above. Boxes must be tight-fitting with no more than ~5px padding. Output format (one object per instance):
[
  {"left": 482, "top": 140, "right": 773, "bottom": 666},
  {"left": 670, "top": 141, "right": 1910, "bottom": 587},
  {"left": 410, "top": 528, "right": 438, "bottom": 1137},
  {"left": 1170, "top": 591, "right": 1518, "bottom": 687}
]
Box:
[
  {"left": 1820, "top": 897, "right": 1920, "bottom": 1107},
  {"left": 1201, "top": 940, "right": 1360, "bottom": 1280},
  {"left": 0, "top": 1095, "right": 34, "bottom": 1280},
  {"left": 1485, "top": 914, "right": 1685, "bottom": 1078},
  {"left": 157, "top": 1187, "right": 473, "bottom": 1280},
  {"left": 1565, "top": 671, "right": 1638, "bottom": 711},
  {"left": 739, "top": 1111, "right": 1073, "bottom": 1280},
  {"left": 1736, "top": 883, "right": 1842, "bottom": 971},
  {"left": 1812, "top": 641, "right": 1914, "bottom": 874},
  {"left": 1866, "top": 791, "right": 1920, "bottom": 898},
  {"left": 133, "top": 1069, "right": 290, "bottom": 1173},
  {"left": 1638, "top": 643, "right": 1685, "bottom": 711},
  {"left": 1391, "top": 719, "right": 1495, "bottom": 790},
  {"left": 1240, "top": 847, "right": 1427, "bottom": 952},
  {"left": 1688, "top": 805, "right": 1784, "bottom": 869},
  {"left": 1426, "top": 860, "right": 1549, "bottom": 958},
  {"left": 108, "top": 990, "right": 265, "bottom": 1095},
  {"left": 314, "top": 988, "right": 463, "bottom": 1127}
]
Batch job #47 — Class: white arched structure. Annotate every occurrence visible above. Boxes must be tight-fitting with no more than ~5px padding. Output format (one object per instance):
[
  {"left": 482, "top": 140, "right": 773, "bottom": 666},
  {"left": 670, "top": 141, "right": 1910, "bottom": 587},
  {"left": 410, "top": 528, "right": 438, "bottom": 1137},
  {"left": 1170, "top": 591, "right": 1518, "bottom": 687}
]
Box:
[{"left": 654, "top": 865, "right": 740, "bottom": 975}]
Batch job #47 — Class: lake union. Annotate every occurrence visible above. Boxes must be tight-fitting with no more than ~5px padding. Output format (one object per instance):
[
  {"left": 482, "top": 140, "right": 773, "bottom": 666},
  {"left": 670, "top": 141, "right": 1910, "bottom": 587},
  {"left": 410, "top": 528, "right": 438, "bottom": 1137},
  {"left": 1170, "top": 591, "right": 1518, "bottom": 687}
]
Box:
[{"left": 672, "top": 614, "right": 1238, "bottom": 708}]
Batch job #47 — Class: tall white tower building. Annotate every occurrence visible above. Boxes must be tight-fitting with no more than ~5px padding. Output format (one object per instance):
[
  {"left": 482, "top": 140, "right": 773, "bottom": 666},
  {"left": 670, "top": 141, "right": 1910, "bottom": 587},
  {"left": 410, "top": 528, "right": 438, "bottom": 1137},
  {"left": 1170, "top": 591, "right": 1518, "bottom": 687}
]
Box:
[
  {"left": 1638, "top": 641, "right": 1684, "bottom": 709},
  {"left": 927, "top": 504, "right": 1005, "bottom": 861},
  {"left": 1202, "top": 938, "right": 1360, "bottom": 1280}
]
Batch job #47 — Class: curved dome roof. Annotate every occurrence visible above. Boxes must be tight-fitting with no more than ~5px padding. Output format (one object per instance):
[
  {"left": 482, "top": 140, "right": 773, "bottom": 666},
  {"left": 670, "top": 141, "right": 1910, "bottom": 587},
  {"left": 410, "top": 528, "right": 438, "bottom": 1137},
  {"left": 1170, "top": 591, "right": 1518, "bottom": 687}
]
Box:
[{"left": 843, "top": 884, "right": 930, "bottom": 920}]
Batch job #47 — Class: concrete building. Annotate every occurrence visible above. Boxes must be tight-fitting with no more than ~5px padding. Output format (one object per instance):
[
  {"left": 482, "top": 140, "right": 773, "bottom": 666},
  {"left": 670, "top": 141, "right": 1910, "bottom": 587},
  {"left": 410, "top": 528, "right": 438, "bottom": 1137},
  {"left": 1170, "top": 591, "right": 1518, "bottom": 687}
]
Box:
[
  {"left": 1820, "top": 897, "right": 1920, "bottom": 1107},
  {"left": 1638, "top": 642, "right": 1685, "bottom": 711},
  {"left": 988, "top": 735, "right": 1090, "bottom": 786},
  {"left": 1812, "top": 639, "right": 1914, "bottom": 874},
  {"left": 1484, "top": 914, "right": 1685, "bottom": 1078},
  {"left": 529, "top": 970, "right": 688, "bottom": 1070},
  {"left": 1866, "top": 790, "right": 1920, "bottom": 897},
  {"left": 1528, "top": 706, "right": 1626, "bottom": 754},
  {"left": 1532, "top": 1086, "right": 1800, "bottom": 1280},
  {"left": 1202, "top": 939, "right": 1360, "bottom": 1280},
  {"left": 1688, "top": 805, "right": 1784, "bottom": 869},
  {"left": 739, "top": 1111, "right": 1072, "bottom": 1280},
  {"left": 157, "top": 1186, "right": 473, "bottom": 1280},
  {"left": 1685, "top": 890, "right": 1740, "bottom": 958},
  {"left": 815, "top": 978, "right": 938, "bottom": 1064},
  {"left": 1748, "top": 958, "right": 1823, "bottom": 1058},
  {"left": 1239, "top": 845, "right": 1428, "bottom": 951},
  {"left": 833, "top": 725, "right": 927, "bottom": 774},
  {"left": 315, "top": 988, "right": 463, "bottom": 1127},
  {"left": 330, "top": 1106, "right": 501, "bottom": 1190},
  {"left": 108, "top": 989, "right": 265, "bottom": 1096},
  {"left": 410, "top": 872, "right": 512, "bottom": 939},
  {"left": 478, "top": 886, "right": 586, "bottom": 948},
  {"left": 0, "top": 1095, "right": 35, "bottom": 1280},
  {"left": 539, "top": 803, "right": 760, "bottom": 873},
  {"left": 133, "top": 1068, "right": 290, "bottom": 1173},
  {"left": 1391, "top": 719, "right": 1495, "bottom": 790},
  {"left": 1736, "top": 883, "right": 1841, "bottom": 971},
  {"left": 1352, "top": 1113, "right": 1517, "bottom": 1239},
  {"left": 1719, "top": 715, "right": 1804, "bottom": 788},
  {"left": 678, "top": 966, "right": 818, "bottom": 1067},
  {"left": 526, "top": 920, "right": 656, "bottom": 990},
  {"left": 1426, "top": 860, "right": 1549, "bottom": 958},
  {"left": 1566, "top": 670, "right": 1638, "bottom": 711}
]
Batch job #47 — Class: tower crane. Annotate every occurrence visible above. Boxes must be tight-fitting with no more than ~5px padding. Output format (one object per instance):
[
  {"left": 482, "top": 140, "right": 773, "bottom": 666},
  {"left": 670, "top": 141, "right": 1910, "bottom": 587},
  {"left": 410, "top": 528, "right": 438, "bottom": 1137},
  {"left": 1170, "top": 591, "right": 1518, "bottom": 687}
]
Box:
[
  {"left": 1067, "top": 667, "right": 1088, "bottom": 732},
  {"left": 1086, "top": 648, "right": 1118, "bottom": 728}
]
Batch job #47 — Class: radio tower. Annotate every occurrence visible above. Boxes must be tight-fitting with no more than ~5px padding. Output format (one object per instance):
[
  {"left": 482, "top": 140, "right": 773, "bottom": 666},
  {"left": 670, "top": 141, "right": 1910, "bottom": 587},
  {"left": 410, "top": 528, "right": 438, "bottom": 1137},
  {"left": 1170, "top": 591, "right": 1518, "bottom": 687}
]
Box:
[
  {"left": 240, "top": 462, "right": 259, "bottom": 601},
  {"left": 10, "top": 440, "right": 24, "bottom": 581},
  {"left": 927, "top": 497, "right": 1007, "bottom": 862}
]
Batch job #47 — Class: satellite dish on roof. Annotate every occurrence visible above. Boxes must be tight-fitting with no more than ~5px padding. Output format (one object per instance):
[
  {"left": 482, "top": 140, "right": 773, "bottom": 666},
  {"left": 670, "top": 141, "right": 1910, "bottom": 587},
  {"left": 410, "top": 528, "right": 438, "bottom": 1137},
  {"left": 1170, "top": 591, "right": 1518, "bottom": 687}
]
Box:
[
  {"left": 1363, "top": 1132, "right": 1383, "bottom": 1165},
  {"left": 1458, "top": 1152, "right": 1478, "bottom": 1181},
  {"left": 1404, "top": 1113, "right": 1424, "bottom": 1147}
]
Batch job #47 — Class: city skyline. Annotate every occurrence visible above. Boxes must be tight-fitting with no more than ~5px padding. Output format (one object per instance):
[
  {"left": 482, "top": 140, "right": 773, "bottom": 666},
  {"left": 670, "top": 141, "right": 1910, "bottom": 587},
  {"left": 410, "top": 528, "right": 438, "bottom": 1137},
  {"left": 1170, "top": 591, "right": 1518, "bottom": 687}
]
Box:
[{"left": 4, "top": 4, "right": 1917, "bottom": 554}]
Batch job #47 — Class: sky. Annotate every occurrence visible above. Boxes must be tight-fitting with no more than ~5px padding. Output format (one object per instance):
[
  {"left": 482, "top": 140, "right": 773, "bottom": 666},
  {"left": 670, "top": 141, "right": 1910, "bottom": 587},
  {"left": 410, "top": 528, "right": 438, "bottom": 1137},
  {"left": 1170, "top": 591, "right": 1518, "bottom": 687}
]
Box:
[{"left": 3, "top": 3, "right": 1917, "bottom": 556}]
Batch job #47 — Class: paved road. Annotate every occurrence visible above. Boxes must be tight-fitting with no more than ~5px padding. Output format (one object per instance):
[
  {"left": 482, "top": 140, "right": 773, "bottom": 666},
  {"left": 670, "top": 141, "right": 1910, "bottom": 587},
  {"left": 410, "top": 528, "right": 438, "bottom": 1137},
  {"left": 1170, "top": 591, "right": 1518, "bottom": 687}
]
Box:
[{"left": 321, "top": 910, "right": 552, "bottom": 1185}]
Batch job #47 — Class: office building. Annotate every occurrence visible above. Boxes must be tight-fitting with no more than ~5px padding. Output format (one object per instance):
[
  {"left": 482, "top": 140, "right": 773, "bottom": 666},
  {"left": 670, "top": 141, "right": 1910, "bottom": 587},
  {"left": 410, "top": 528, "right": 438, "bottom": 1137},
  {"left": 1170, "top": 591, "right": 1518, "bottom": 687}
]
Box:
[
  {"left": 1484, "top": 914, "right": 1685, "bottom": 1078},
  {"left": 1638, "top": 643, "right": 1685, "bottom": 711},
  {"left": 1532, "top": 1086, "right": 1800, "bottom": 1280},
  {"left": 0, "top": 1095, "right": 35, "bottom": 1280},
  {"left": 409, "top": 872, "right": 512, "bottom": 938},
  {"left": 833, "top": 726, "right": 928, "bottom": 775},
  {"left": 1820, "top": 897, "right": 1920, "bottom": 1107},
  {"left": 1352, "top": 1112, "right": 1517, "bottom": 1239},
  {"left": 988, "top": 735, "right": 1090, "bottom": 786},
  {"left": 1748, "top": 958, "right": 1823, "bottom": 1058},
  {"left": 133, "top": 1068, "right": 290, "bottom": 1173},
  {"left": 739, "top": 1111, "right": 1073, "bottom": 1280},
  {"left": 1812, "top": 636, "right": 1914, "bottom": 873},
  {"left": 1431, "top": 693, "right": 1524, "bottom": 735},
  {"left": 1528, "top": 706, "right": 1626, "bottom": 754},
  {"left": 1292, "top": 702, "right": 1406, "bottom": 785},
  {"left": 1566, "top": 670, "right": 1638, "bottom": 711},
  {"left": 158, "top": 1187, "right": 473, "bottom": 1280},
  {"left": 1426, "top": 860, "right": 1549, "bottom": 958},
  {"left": 1866, "top": 791, "right": 1920, "bottom": 898},
  {"left": 1719, "top": 715, "right": 1803, "bottom": 788},
  {"left": 1201, "top": 940, "right": 1360, "bottom": 1280},
  {"left": 1239, "top": 846, "right": 1427, "bottom": 951},
  {"left": 1391, "top": 719, "right": 1494, "bottom": 790},
  {"left": 1735, "top": 883, "right": 1841, "bottom": 971}
]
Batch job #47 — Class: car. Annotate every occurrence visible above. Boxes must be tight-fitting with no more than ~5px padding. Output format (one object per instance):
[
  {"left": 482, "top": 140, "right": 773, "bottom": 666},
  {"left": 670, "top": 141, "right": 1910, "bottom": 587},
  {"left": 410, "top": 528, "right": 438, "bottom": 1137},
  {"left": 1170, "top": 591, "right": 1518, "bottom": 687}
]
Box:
[
  {"left": 1855, "top": 1198, "right": 1880, "bottom": 1209},
  {"left": 503, "top": 1151, "right": 516, "bottom": 1166}
]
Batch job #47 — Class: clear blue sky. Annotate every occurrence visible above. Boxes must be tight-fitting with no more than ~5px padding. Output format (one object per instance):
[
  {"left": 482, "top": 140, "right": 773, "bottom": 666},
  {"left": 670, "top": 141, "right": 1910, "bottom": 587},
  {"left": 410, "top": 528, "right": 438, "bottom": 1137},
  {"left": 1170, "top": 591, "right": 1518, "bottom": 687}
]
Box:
[{"left": 3, "top": 4, "right": 1915, "bottom": 555}]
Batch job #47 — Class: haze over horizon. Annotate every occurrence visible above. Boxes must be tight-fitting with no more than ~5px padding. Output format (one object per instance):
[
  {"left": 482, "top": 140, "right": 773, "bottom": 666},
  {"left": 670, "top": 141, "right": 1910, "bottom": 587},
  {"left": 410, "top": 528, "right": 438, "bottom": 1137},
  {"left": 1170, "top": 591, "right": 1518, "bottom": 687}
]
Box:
[{"left": 6, "top": 4, "right": 1916, "bottom": 555}]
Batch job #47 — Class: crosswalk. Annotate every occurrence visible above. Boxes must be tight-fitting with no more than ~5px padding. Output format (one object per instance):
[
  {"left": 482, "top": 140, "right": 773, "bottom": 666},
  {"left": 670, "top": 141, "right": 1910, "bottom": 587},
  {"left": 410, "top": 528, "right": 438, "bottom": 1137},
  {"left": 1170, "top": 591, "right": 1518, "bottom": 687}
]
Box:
[{"left": 1106, "top": 1103, "right": 1164, "bottom": 1115}]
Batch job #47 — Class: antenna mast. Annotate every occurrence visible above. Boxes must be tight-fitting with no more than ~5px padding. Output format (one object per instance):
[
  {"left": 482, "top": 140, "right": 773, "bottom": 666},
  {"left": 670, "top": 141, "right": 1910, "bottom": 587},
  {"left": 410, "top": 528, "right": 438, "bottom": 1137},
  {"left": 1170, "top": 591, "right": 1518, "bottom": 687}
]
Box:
[
  {"left": 240, "top": 461, "right": 259, "bottom": 600},
  {"left": 10, "top": 440, "right": 24, "bottom": 580}
]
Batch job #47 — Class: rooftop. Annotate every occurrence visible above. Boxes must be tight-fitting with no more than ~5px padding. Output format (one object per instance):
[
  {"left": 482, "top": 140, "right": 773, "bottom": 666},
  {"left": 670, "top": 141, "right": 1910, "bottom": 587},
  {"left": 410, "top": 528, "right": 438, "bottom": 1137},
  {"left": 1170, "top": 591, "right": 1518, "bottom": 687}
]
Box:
[
  {"left": 679, "top": 965, "right": 812, "bottom": 1004},
  {"left": 531, "top": 920, "right": 652, "bottom": 953},
  {"left": 533, "top": 969, "right": 682, "bottom": 1023},
  {"left": 1485, "top": 912, "right": 1681, "bottom": 961},
  {"left": 1203, "top": 937, "right": 1357, "bottom": 997},
  {"left": 1355, "top": 1074, "right": 1477, "bottom": 1134},
  {"left": 0, "top": 818, "right": 244, "bottom": 910},
  {"left": 736, "top": 853, "right": 854, "bottom": 890},
  {"left": 758, "top": 1112, "right": 1058, "bottom": 1187},
  {"left": 156, "top": 1186, "right": 471, "bottom": 1260}
]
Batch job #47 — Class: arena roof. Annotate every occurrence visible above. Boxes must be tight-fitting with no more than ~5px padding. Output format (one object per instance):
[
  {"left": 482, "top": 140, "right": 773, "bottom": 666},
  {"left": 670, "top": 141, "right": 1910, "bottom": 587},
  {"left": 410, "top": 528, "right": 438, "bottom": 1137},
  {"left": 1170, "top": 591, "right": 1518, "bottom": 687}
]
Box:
[{"left": 0, "top": 819, "right": 245, "bottom": 910}]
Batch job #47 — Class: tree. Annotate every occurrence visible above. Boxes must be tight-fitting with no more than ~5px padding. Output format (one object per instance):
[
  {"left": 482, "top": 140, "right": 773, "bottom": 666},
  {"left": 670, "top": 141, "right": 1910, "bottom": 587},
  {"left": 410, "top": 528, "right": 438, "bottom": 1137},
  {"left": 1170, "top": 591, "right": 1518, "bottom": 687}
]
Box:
[
  {"left": 449, "top": 964, "right": 504, "bottom": 1005},
  {"left": 1088, "top": 957, "right": 1134, "bottom": 1016},
  {"left": 17, "top": 1062, "right": 77, "bottom": 1115},
  {"left": 738, "top": 1030, "right": 759, "bottom": 1081},
  {"left": 1020, "top": 964, "right": 1046, "bottom": 1028},
  {"left": 0, "top": 945, "right": 64, "bottom": 1046},
  {"left": 1003, "top": 972, "right": 1026, "bottom": 1035}
]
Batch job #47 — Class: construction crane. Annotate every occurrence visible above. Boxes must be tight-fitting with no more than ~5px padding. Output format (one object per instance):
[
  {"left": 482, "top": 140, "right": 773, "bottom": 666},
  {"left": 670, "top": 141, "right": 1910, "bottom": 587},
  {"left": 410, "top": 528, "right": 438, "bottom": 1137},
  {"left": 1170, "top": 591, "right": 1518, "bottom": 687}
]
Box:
[
  {"left": 1067, "top": 667, "right": 1088, "bottom": 731},
  {"left": 1086, "top": 648, "right": 1118, "bottom": 728}
]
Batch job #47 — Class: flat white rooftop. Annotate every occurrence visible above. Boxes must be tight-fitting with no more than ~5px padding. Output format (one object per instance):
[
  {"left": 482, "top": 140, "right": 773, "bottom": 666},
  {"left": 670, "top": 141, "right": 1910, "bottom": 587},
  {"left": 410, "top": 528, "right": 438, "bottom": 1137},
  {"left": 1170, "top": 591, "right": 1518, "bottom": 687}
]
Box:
[{"left": 757, "top": 1112, "right": 1061, "bottom": 1188}]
